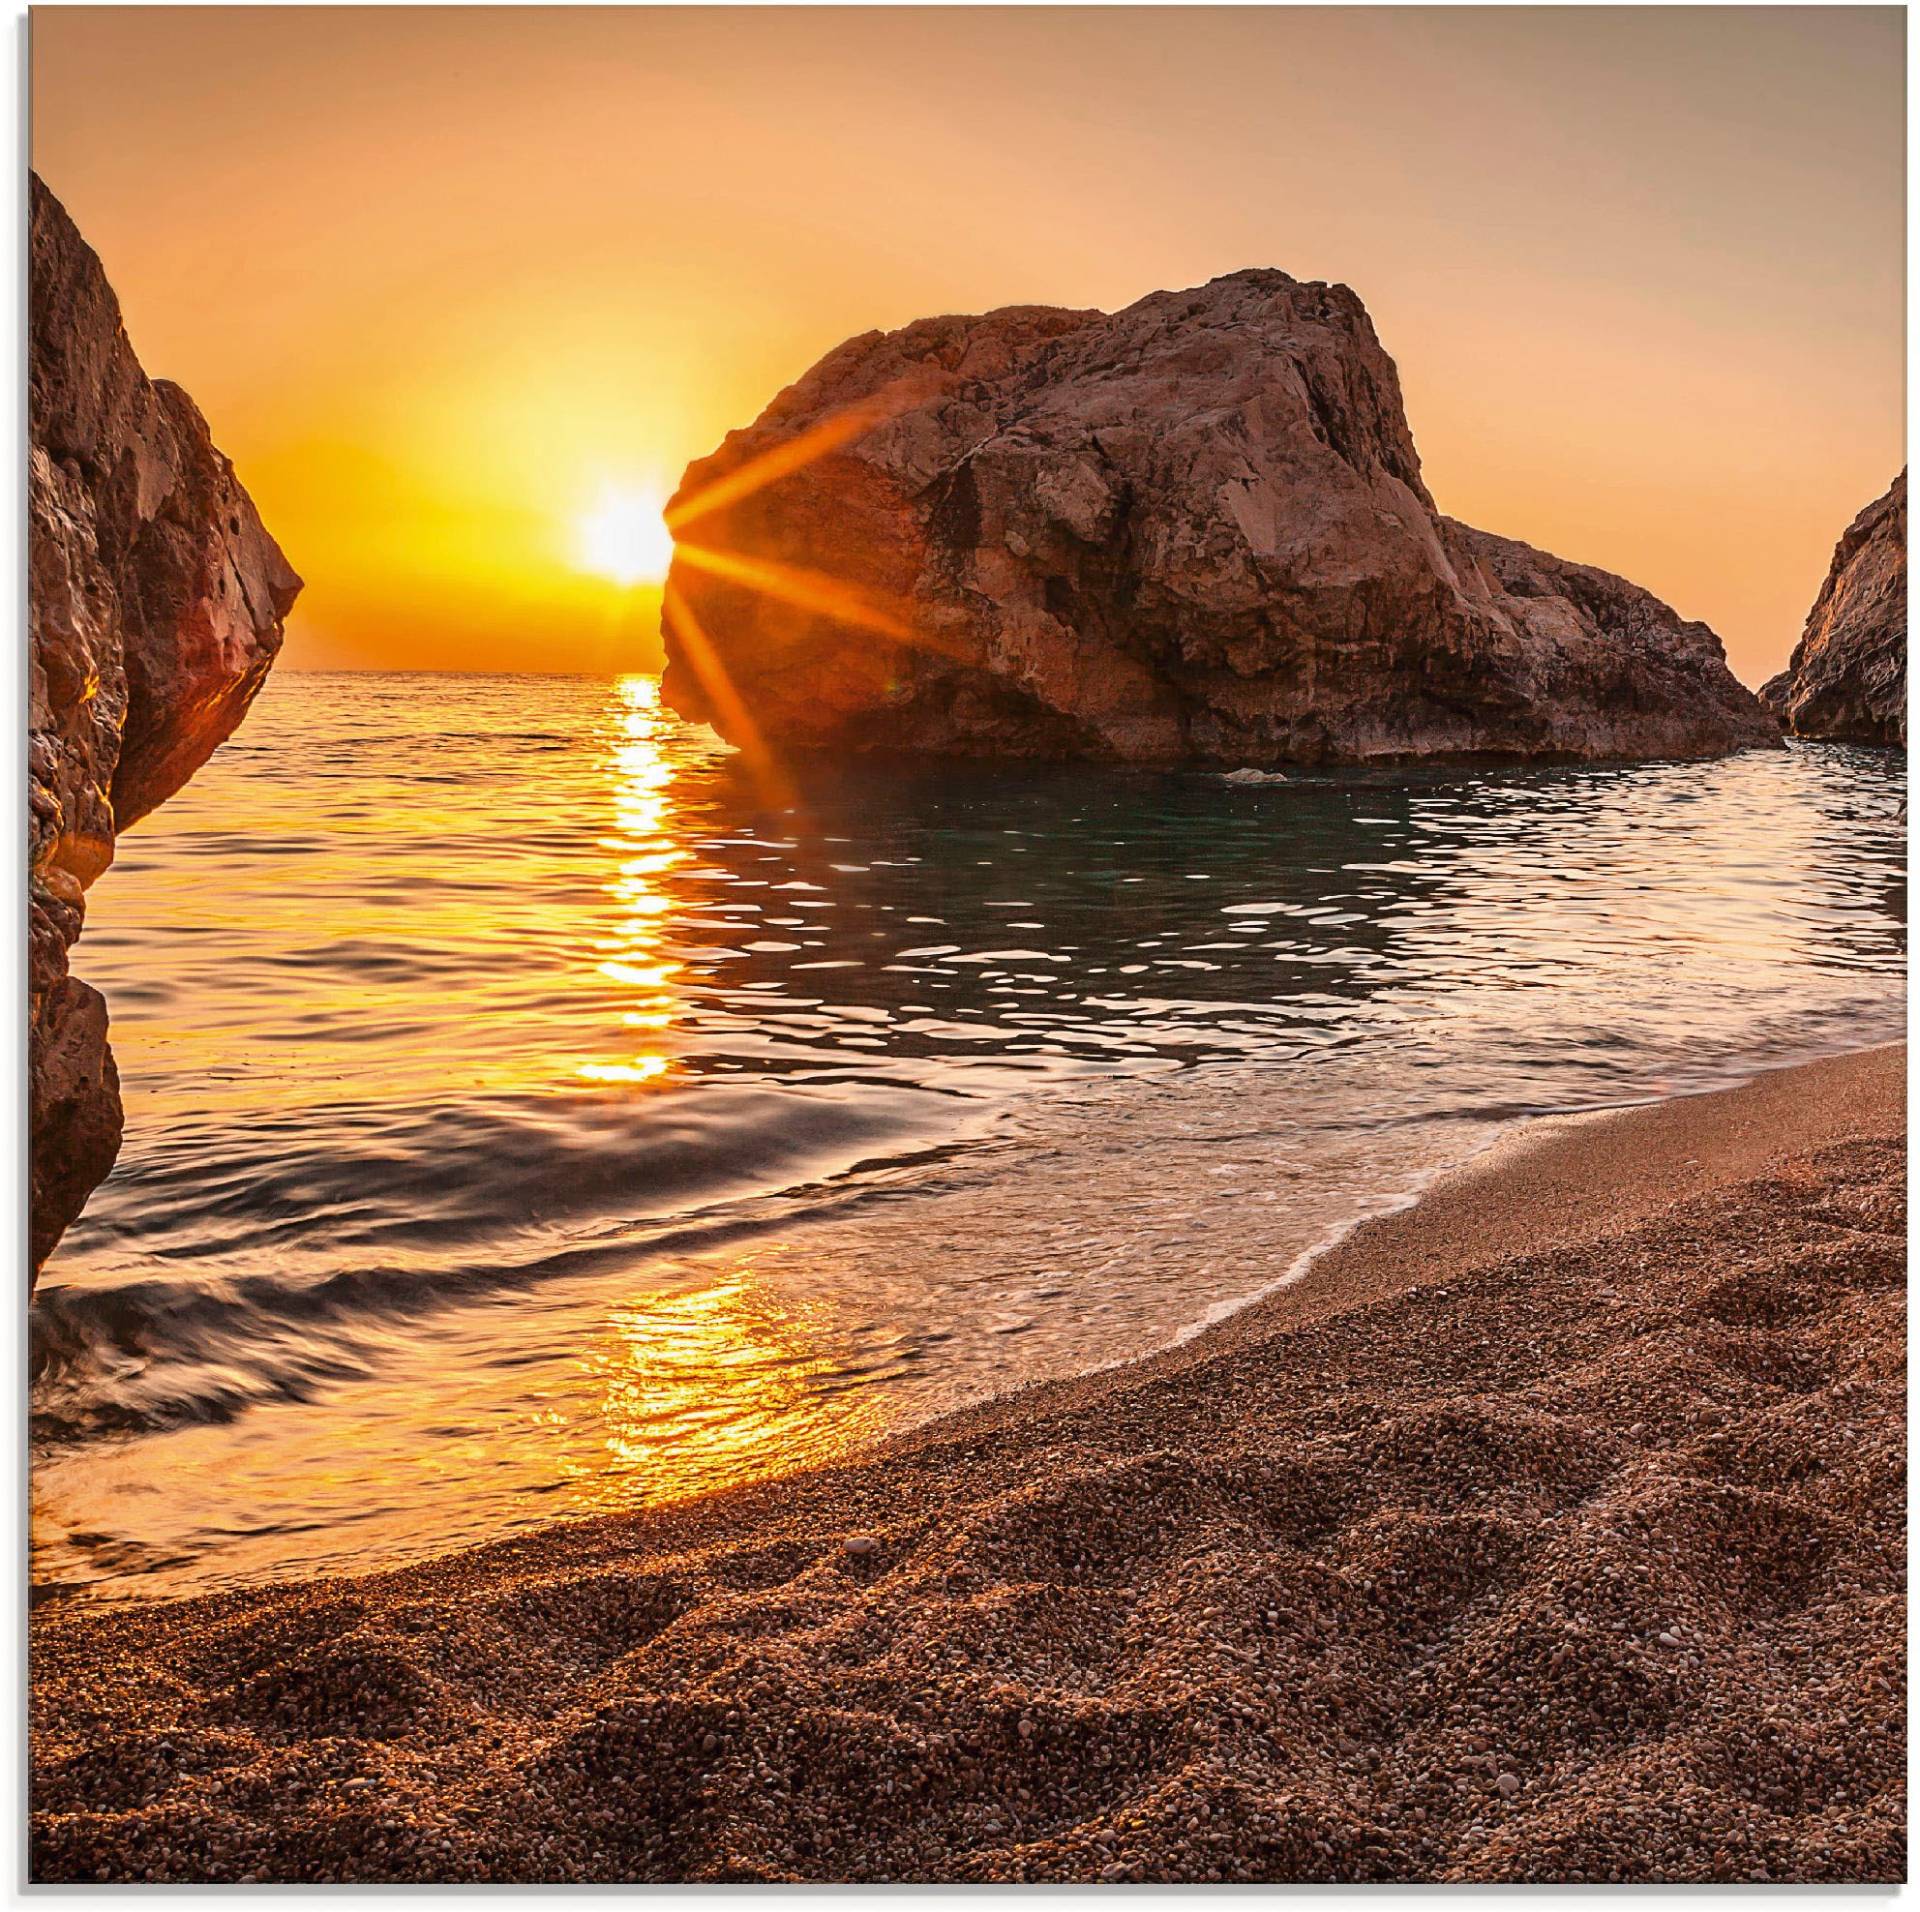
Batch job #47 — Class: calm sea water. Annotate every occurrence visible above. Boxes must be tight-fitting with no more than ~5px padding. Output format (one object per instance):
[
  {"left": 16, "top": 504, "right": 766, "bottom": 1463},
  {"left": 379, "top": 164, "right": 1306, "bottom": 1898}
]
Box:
[{"left": 30, "top": 672, "right": 1907, "bottom": 1602}]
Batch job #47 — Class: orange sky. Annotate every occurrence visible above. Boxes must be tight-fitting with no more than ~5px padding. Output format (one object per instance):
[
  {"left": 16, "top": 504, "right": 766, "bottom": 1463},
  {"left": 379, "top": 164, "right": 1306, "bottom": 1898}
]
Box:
[{"left": 32, "top": 5, "right": 1905, "bottom": 686}]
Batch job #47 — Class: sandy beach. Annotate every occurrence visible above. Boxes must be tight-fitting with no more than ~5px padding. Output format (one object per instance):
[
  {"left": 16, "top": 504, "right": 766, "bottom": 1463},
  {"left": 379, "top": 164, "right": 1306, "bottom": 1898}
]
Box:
[{"left": 29, "top": 1044, "right": 1906, "bottom": 1883}]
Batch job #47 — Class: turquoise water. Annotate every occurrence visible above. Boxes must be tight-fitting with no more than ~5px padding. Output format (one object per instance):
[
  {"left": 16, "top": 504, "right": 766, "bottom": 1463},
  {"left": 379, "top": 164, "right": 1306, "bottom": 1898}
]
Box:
[{"left": 30, "top": 671, "right": 1906, "bottom": 1601}]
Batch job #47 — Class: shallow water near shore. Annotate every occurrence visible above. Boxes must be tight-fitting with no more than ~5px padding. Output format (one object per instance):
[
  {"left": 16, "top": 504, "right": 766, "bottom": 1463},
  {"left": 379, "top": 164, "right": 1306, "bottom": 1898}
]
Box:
[{"left": 30, "top": 671, "right": 1906, "bottom": 1603}]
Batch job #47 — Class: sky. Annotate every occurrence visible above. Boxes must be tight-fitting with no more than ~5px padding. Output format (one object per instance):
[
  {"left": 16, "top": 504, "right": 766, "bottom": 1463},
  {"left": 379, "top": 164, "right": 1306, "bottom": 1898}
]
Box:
[{"left": 32, "top": 5, "right": 1906, "bottom": 686}]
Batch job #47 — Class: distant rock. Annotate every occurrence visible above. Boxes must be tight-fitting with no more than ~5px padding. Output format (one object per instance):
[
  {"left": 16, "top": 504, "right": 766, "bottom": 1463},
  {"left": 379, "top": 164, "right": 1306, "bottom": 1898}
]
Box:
[
  {"left": 1761, "top": 473, "right": 1906, "bottom": 748},
  {"left": 29, "top": 174, "right": 300, "bottom": 1283},
  {"left": 662, "top": 270, "right": 1778, "bottom": 767}
]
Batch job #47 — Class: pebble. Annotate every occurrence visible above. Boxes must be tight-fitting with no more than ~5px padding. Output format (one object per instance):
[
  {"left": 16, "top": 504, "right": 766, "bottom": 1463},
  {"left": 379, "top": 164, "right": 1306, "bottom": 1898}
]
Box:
[
  {"left": 842, "top": 1535, "right": 881, "bottom": 1557},
  {"left": 1496, "top": 1773, "right": 1521, "bottom": 1798}
]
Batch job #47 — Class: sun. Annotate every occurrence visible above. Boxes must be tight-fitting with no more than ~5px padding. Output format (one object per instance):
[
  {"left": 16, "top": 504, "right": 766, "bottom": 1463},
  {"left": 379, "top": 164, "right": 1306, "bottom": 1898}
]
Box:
[{"left": 577, "top": 483, "right": 675, "bottom": 586}]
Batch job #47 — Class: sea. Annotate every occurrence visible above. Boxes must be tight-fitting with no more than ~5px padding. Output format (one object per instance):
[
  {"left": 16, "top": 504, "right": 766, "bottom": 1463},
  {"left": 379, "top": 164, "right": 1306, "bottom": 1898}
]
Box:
[{"left": 28, "top": 670, "right": 1907, "bottom": 1602}]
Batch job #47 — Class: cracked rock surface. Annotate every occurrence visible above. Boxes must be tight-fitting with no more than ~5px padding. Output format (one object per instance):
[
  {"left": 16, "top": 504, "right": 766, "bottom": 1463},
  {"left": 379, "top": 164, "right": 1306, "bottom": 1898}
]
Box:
[
  {"left": 663, "top": 271, "right": 1778, "bottom": 768},
  {"left": 1762, "top": 472, "right": 1906, "bottom": 748},
  {"left": 29, "top": 173, "right": 300, "bottom": 1281}
]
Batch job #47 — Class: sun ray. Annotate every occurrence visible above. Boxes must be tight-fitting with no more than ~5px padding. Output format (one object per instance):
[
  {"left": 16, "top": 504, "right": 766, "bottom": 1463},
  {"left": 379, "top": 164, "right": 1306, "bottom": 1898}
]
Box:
[
  {"left": 671, "top": 540, "right": 932, "bottom": 647},
  {"left": 665, "top": 400, "right": 893, "bottom": 535},
  {"left": 660, "top": 579, "right": 796, "bottom": 809}
]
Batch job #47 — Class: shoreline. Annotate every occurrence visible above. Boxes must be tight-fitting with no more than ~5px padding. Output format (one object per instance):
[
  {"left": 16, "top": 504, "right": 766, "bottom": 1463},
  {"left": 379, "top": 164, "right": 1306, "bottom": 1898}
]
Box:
[
  {"left": 877, "top": 1039, "right": 1906, "bottom": 1453},
  {"left": 1196, "top": 1033, "right": 1913, "bottom": 1335},
  {"left": 31, "top": 1044, "right": 1907, "bottom": 1881},
  {"left": 1221, "top": 1035, "right": 1907, "bottom": 1336}
]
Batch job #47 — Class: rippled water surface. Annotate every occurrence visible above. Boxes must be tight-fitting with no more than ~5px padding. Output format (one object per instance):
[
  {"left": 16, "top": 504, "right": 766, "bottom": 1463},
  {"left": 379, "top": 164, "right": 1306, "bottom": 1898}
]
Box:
[{"left": 31, "top": 672, "right": 1906, "bottom": 1601}]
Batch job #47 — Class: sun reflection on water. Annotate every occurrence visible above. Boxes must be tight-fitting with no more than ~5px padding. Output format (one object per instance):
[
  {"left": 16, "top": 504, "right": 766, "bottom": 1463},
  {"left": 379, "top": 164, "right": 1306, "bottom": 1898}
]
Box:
[
  {"left": 562, "top": 677, "right": 889, "bottom": 1513},
  {"left": 581, "top": 674, "right": 684, "bottom": 1087},
  {"left": 557, "top": 1259, "right": 892, "bottom": 1513}
]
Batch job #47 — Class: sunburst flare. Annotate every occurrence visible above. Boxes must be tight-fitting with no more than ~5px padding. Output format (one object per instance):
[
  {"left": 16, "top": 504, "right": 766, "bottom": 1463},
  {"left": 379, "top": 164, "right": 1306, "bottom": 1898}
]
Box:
[
  {"left": 661, "top": 579, "right": 795, "bottom": 809},
  {"left": 665, "top": 400, "right": 892, "bottom": 536},
  {"left": 670, "top": 542, "right": 928, "bottom": 647}
]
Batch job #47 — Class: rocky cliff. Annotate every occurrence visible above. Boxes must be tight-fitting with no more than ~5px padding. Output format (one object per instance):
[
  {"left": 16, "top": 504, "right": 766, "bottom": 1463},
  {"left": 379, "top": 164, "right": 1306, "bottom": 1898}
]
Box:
[
  {"left": 29, "top": 174, "right": 300, "bottom": 1283},
  {"left": 1761, "top": 473, "right": 1906, "bottom": 748},
  {"left": 661, "top": 270, "right": 1778, "bottom": 767}
]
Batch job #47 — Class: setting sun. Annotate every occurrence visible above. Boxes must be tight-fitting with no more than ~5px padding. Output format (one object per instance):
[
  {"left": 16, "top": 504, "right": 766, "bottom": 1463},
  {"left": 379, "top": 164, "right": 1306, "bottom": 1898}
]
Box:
[{"left": 578, "top": 483, "right": 674, "bottom": 586}]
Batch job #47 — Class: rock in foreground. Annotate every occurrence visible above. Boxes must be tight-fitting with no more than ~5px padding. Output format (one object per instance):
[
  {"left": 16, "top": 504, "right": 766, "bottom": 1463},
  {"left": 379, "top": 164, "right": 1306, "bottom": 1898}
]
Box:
[
  {"left": 662, "top": 272, "right": 1778, "bottom": 767},
  {"left": 29, "top": 174, "right": 300, "bottom": 1281},
  {"left": 1761, "top": 473, "right": 1906, "bottom": 747}
]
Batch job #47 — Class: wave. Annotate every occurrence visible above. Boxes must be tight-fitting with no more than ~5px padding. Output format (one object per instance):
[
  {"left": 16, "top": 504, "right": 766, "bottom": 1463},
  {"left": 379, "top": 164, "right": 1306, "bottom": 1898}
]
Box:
[{"left": 31, "top": 1094, "right": 1007, "bottom": 1444}]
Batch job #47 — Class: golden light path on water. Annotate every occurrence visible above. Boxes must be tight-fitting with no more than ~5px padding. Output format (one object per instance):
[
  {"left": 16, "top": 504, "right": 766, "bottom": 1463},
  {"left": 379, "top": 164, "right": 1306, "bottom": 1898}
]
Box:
[
  {"left": 562, "top": 673, "right": 886, "bottom": 1505},
  {"left": 578, "top": 675, "right": 681, "bottom": 1086},
  {"left": 555, "top": 1266, "right": 890, "bottom": 1516}
]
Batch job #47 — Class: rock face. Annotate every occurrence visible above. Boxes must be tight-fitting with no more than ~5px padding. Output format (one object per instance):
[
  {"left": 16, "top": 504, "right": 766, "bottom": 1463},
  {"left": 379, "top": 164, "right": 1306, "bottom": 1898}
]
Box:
[
  {"left": 1761, "top": 473, "right": 1906, "bottom": 747},
  {"left": 662, "top": 270, "right": 1778, "bottom": 767},
  {"left": 29, "top": 174, "right": 300, "bottom": 1283}
]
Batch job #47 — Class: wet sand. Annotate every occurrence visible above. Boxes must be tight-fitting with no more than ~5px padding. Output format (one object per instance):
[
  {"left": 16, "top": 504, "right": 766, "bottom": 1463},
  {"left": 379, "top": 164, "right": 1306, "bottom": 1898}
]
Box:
[{"left": 30, "top": 1045, "right": 1906, "bottom": 1882}]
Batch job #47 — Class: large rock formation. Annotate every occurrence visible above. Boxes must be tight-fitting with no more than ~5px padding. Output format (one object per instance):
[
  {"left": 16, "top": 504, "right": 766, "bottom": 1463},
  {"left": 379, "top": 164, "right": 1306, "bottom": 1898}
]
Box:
[
  {"left": 1761, "top": 473, "right": 1906, "bottom": 747},
  {"left": 662, "top": 270, "right": 1778, "bottom": 767},
  {"left": 29, "top": 174, "right": 300, "bottom": 1282}
]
